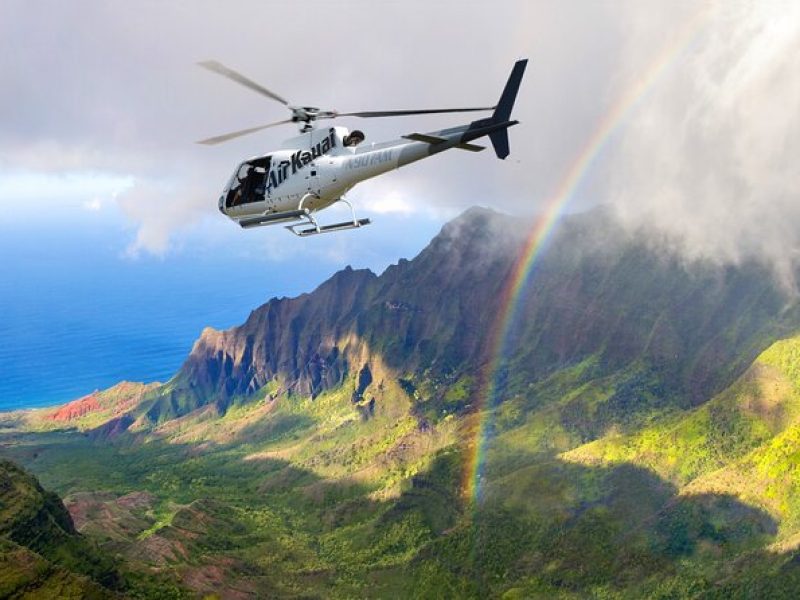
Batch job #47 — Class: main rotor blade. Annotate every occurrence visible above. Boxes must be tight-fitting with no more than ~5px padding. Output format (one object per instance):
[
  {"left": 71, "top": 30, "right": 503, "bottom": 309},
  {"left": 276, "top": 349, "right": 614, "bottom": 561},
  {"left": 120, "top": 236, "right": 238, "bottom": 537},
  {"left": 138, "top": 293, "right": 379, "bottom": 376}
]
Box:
[
  {"left": 197, "top": 60, "right": 290, "bottom": 106},
  {"left": 196, "top": 119, "right": 293, "bottom": 145},
  {"left": 332, "top": 106, "right": 496, "bottom": 119}
]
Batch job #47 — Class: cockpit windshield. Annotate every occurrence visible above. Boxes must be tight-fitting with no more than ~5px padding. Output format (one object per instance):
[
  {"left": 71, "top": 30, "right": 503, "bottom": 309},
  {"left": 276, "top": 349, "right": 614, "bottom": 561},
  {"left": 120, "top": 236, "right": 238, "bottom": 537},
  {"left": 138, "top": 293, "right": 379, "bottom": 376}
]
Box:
[{"left": 224, "top": 156, "right": 271, "bottom": 209}]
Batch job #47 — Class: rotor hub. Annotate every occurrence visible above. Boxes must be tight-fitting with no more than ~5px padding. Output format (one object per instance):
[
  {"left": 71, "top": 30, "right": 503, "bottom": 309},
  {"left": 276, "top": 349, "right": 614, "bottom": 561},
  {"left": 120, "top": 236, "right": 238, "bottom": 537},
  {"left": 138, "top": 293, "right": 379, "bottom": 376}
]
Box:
[{"left": 290, "top": 106, "right": 338, "bottom": 130}]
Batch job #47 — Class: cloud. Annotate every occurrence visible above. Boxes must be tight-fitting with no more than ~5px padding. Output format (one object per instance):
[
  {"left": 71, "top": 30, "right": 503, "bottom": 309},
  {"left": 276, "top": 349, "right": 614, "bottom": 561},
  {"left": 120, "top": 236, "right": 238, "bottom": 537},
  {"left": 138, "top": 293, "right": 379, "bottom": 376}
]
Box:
[
  {"left": 116, "top": 179, "right": 210, "bottom": 257},
  {"left": 0, "top": 170, "right": 134, "bottom": 226},
  {"left": 356, "top": 178, "right": 461, "bottom": 222},
  {"left": 0, "top": 1, "right": 624, "bottom": 256},
  {"left": 367, "top": 191, "right": 416, "bottom": 216},
  {"left": 607, "top": 2, "right": 800, "bottom": 286},
  {"left": 1, "top": 0, "right": 796, "bottom": 277},
  {"left": 83, "top": 197, "right": 103, "bottom": 211}
]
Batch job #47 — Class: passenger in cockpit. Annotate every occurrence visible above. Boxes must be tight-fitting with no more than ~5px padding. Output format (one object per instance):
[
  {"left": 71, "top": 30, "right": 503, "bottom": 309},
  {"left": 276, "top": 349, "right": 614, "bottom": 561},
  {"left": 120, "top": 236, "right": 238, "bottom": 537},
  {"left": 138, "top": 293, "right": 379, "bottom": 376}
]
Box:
[{"left": 241, "top": 166, "right": 267, "bottom": 204}]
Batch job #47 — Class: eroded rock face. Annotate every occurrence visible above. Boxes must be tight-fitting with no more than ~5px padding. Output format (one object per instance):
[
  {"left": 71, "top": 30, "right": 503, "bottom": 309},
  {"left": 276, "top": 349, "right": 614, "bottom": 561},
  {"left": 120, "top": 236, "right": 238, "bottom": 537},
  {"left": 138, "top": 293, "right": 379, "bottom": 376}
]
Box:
[
  {"left": 47, "top": 393, "right": 101, "bottom": 422},
  {"left": 144, "top": 206, "right": 796, "bottom": 422},
  {"left": 152, "top": 209, "right": 525, "bottom": 419}
]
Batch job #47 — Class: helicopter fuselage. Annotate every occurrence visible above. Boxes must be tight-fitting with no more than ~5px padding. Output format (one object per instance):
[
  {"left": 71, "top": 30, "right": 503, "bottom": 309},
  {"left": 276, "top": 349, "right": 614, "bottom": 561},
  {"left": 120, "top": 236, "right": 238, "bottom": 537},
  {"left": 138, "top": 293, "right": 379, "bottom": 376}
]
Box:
[
  {"left": 220, "top": 126, "right": 419, "bottom": 220},
  {"left": 218, "top": 117, "right": 512, "bottom": 235}
]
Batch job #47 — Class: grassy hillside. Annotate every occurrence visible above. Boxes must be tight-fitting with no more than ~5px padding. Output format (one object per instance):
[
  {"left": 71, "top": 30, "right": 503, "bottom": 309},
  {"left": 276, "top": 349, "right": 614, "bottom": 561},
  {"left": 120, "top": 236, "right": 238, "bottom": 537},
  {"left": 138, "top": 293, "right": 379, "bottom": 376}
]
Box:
[
  {"left": 3, "top": 335, "right": 800, "bottom": 597},
  {"left": 0, "top": 357, "right": 461, "bottom": 597},
  {"left": 0, "top": 459, "right": 122, "bottom": 598},
  {"left": 563, "top": 335, "right": 800, "bottom": 523}
]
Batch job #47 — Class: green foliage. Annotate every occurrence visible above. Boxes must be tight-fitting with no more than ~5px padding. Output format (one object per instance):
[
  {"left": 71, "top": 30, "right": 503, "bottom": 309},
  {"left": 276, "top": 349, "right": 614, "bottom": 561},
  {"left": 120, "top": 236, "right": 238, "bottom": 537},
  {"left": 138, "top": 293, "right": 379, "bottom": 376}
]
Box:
[
  {"left": 8, "top": 335, "right": 800, "bottom": 597},
  {"left": 759, "top": 335, "right": 800, "bottom": 390},
  {"left": 0, "top": 460, "right": 121, "bottom": 598}
]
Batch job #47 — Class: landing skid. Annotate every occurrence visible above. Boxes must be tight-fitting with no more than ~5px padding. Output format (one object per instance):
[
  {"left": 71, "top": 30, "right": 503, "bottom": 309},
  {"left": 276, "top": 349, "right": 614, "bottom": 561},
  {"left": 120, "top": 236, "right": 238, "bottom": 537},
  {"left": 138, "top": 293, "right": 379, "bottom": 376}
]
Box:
[
  {"left": 289, "top": 218, "right": 371, "bottom": 237},
  {"left": 285, "top": 195, "right": 370, "bottom": 237},
  {"left": 238, "top": 208, "right": 310, "bottom": 229},
  {"left": 237, "top": 194, "right": 370, "bottom": 235}
]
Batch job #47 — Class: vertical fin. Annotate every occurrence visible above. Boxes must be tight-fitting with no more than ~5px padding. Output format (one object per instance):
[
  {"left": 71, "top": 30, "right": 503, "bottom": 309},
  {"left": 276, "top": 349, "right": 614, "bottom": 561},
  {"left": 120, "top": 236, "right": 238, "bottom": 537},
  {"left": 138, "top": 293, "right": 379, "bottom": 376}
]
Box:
[{"left": 492, "top": 59, "right": 528, "bottom": 124}]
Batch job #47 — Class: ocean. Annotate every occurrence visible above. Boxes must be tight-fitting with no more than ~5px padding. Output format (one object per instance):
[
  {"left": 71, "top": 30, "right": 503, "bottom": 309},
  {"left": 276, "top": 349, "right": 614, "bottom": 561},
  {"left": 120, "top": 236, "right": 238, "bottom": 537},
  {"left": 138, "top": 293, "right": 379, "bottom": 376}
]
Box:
[
  {"left": 0, "top": 208, "right": 441, "bottom": 411},
  {"left": 0, "top": 228, "right": 296, "bottom": 410}
]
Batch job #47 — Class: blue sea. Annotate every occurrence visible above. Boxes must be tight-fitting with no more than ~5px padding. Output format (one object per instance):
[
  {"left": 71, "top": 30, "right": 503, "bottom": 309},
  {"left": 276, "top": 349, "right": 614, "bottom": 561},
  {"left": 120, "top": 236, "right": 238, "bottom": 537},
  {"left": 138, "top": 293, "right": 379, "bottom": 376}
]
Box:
[{"left": 0, "top": 208, "right": 441, "bottom": 411}]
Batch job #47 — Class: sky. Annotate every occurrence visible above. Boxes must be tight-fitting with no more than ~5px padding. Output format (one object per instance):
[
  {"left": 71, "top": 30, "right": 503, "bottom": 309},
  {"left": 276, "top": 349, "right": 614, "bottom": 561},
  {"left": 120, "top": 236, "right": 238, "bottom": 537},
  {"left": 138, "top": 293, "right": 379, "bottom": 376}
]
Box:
[{"left": 0, "top": 0, "right": 798, "bottom": 280}]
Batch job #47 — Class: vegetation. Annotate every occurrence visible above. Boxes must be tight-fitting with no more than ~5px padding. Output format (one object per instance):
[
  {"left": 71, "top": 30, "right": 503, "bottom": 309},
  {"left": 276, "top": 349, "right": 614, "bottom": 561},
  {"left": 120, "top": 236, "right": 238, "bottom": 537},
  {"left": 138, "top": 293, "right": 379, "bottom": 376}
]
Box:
[
  {"left": 3, "top": 208, "right": 800, "bottom": 597},
  {"left": 5, "top": 334, "right": 800, "bottom": 597}
]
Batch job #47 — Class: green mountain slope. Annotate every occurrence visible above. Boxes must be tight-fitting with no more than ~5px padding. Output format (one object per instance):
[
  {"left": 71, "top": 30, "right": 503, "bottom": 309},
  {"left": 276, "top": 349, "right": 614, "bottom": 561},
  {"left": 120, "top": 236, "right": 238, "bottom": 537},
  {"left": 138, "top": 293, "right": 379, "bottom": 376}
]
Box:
[
  {"left": 3, "top": 206, "right": 800, "bottom": 598},
  {"left": 0, "top": 459, "right": 120, "bottom": 598},
  {"left": 27, "top": 206, "right": 787, "bottom": 436},
  {"left": 563, "top": 334, "right": 800, "bottom": 522}
]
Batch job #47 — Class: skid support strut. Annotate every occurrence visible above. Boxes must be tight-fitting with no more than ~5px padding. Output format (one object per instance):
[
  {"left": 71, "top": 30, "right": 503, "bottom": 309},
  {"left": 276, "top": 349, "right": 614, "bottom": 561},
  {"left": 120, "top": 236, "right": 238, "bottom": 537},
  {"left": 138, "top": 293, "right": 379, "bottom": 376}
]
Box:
[{"left": 285, "top": 195, "right": 370, "bottom": 237}]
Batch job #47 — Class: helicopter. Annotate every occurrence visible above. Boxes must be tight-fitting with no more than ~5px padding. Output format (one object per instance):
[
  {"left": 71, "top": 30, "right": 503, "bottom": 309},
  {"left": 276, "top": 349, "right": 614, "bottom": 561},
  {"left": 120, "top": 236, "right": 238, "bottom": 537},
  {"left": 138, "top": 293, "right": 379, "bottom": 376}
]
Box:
[{"left": 198, "top": 59, "right": 527, "bottom": 236}]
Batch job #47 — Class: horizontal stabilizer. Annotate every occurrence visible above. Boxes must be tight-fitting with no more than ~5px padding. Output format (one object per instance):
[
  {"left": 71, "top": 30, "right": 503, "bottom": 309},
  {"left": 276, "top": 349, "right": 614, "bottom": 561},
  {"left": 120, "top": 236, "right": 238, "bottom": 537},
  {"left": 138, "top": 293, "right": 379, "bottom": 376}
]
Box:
[
  {"left": 404, "top": 133, "right": 484, "bottom": 152},
  {"left": 455, "top": 142, "right": 485, "bottom": 152},
  {"left": 403, "top": 133, "right": 447, "bottom": 145}
]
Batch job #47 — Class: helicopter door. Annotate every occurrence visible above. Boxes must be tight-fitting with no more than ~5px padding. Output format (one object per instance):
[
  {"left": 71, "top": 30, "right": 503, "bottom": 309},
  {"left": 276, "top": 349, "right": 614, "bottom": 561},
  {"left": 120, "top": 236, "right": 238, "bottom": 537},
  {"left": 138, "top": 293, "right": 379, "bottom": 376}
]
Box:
[{"left": 304, "top": 154, "right": 321, "bottom": 196}]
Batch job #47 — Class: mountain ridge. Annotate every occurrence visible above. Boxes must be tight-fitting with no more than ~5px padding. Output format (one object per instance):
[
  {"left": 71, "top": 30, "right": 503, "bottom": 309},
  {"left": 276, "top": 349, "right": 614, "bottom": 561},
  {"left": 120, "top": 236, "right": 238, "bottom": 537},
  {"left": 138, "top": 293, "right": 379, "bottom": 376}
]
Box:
[
  {"left": 9, "top": 206, "right": 797, "bottom": 442},
  {"left": 133, "top": 206, "right": 797, "bottom": 433}
]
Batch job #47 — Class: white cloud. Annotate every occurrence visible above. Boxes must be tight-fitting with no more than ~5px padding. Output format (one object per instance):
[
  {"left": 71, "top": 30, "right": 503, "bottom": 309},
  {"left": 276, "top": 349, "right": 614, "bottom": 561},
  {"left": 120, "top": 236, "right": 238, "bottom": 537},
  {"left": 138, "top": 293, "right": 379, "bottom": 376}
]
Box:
[
  {"left": 2, "top": 0, "right": 796, "bottom": 277},
  {"left": 608, "top": 1, "right": 800, "bottom": 285},
  {"left": 0, "top": 170, "right": 134, "bottom": 223},
  {"left": 83, "top": 197, "right": 103, "bottom": 211},
  {"left": 367, "top": 191, "right": 416, "bottom": 216},
  {"left": 116, "top": 178, "right": 211, "bottom": 258}
]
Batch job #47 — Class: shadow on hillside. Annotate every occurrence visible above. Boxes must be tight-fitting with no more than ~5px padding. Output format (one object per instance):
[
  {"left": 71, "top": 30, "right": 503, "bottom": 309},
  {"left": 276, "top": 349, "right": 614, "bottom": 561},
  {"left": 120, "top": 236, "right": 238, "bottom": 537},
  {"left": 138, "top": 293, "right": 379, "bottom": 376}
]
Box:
[
  {"left": 231, "top": 409, "right": 316, "bottom": 447},
  {"left": 1, "top": 424, "right": 792, "bottom": 599},
  {"left": 383, "top": 451, "right": 781, "bottom": 598},
  {"left": 698, "top": 544, "right": 800, "bottom": 599}
]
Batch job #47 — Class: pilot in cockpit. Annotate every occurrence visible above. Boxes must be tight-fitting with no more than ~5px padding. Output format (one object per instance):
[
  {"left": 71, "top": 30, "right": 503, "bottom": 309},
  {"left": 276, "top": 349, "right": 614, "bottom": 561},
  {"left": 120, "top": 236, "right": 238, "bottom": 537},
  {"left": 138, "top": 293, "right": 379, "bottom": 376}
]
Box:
[{"left": 343, "top": 130, "right": 365, "bottom": 147}]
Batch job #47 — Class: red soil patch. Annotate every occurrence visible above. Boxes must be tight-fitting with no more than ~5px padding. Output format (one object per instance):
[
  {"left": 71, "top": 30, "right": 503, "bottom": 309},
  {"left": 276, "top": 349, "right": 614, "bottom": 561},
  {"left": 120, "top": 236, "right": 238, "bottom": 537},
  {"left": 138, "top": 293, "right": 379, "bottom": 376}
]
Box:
[
  {"left": 47, "top": 393, "right": 101, "bottom": 421},
  {"left": 108, "top": 382, "right": 153, "bottom": 415},
  {"left": 181, "top": 558, "right": 257, "bottom": 599},
  {"left": 138, "top": 534, "right": 189, "bottom": 565},
  {"left": 65, "top": 491, "right": 117, "bottom": 530},
  {"left": 116, "top": 491, "right": 157, "bottom": 510}
]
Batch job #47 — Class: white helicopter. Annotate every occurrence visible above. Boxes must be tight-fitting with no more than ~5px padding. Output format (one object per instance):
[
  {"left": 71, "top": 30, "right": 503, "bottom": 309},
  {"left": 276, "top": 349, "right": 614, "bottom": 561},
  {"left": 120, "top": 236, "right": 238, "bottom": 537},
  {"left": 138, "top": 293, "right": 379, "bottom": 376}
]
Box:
[{"left": 198, "top": 59, "right": 527, "bottom": 236}]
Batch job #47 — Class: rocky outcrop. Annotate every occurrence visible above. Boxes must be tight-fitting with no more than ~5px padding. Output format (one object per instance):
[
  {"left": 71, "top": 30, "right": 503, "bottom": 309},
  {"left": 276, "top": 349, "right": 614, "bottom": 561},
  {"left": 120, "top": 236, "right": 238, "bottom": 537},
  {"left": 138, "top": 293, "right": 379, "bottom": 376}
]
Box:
[{"left": 47, "top": 393, "right": 101, "bottom": 422}]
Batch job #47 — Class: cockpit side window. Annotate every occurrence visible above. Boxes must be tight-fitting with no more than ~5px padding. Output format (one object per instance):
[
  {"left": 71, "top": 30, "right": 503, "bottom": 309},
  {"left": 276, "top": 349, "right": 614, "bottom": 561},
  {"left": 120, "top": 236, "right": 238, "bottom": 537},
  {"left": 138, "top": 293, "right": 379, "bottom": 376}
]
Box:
[{"left": 225, "top": 156, "right": 271, "bottom": 208}]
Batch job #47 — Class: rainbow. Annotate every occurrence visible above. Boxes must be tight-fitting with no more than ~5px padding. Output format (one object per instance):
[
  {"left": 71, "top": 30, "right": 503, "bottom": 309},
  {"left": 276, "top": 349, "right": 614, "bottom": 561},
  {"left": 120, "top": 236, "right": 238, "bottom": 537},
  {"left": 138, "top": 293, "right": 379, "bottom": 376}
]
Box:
[{"left": 461, "top": 6, "right": 714, "bottom": 504}]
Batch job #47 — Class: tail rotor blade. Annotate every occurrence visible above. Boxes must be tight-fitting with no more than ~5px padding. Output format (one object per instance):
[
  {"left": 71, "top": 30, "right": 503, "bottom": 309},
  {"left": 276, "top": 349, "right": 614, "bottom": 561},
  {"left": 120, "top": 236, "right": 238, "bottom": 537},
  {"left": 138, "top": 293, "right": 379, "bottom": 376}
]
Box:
[{"left": 197, "top": 60, "right": 290, "bottom": 106}]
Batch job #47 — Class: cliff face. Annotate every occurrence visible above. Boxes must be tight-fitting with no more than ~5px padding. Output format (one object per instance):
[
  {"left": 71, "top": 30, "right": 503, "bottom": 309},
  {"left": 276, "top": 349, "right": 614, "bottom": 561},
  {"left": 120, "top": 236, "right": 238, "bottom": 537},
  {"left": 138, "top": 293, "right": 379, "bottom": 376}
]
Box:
[
  {"left": 144, "top": 206, "right": 795, "bottom": 423},
  {"left": 146, "top": 208, "right": 524, "bottom": 421},
  {"left": 148, "top": 265, "right": 381, "bottom": 421}
]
